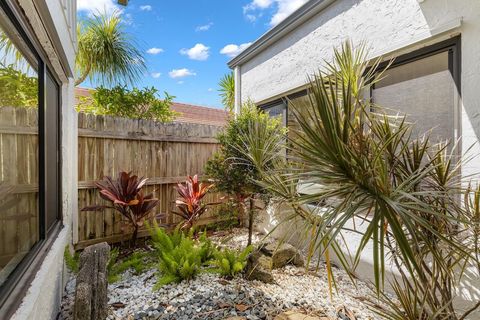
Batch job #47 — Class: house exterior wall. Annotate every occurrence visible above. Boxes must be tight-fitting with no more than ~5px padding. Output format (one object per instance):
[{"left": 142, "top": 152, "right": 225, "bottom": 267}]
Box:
[
  {"left": 239, "top": 0, "right": 480, "bottom": 178},
  {"left": 236, "top": 0, "right": 480, "bottom": 317},
  {"left": 9, "top": 1, "right": 77, "bottom": 319}
]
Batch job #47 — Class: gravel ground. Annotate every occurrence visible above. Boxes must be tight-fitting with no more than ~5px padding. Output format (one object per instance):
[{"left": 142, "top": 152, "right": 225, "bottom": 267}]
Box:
[{"left": 60, "top": 228, "right": 383, "bottom": 320}]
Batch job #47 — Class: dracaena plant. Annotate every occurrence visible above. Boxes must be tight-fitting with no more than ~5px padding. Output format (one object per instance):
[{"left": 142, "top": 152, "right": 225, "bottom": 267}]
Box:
[
  {"left": 82, "top": 171, "right": 159, "bottom": 246},
  {"left": 173, "top": 175, "right": 215, "bottom": 230}
]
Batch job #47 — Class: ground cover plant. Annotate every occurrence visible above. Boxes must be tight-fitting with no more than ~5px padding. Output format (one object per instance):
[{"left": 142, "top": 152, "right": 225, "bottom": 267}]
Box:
[
  {"left": 235, "top": 42, "right": 480, "bottom": 319},
  {"left": 147, "top": 221, "right": 252, "bottom": 289},
  {"left": 210, "top": 245, "right": 253, "bottom": 278},
  {"left": 81, "top": 171, "right": 160, "bottom": 247}
]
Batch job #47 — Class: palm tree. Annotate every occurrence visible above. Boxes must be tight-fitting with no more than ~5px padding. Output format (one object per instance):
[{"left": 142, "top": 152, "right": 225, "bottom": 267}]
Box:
[
  {"left": 75, "top": 10, "right": 146, "bottom": 87},
  {"left": 218, "top": 72, "right": 235, "bottom": 113}
]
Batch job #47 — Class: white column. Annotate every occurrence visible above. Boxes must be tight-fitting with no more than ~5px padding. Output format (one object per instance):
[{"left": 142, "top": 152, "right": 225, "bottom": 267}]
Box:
[{"left": 234, "top": 66, "right": 241, "bottom": 115}]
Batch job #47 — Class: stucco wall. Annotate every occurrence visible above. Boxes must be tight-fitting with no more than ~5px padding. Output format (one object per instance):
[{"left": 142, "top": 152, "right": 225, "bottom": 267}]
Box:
[
  {"left": 240, "top": 0, "right": 480, "bottom": 177},
  {"left": 240, "top": 0, "right": 480, "bottom": 318}
]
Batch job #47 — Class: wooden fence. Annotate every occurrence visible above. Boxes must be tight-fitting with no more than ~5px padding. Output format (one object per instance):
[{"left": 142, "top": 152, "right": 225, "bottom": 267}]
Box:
[
  {"left": 0, "top": 107, "right": 38, "bottom": 268},
  {"left": 76, "top": 113, "right": 225, "bottom": 249}
]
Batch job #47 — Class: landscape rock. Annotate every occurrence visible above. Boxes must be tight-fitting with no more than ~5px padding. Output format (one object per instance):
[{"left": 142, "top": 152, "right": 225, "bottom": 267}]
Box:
[
  {"left": 261, "top": 243, "right": 304, "bottom": 269},
  {"left": 274, "top": 310, "right": 328, "bottom": 320},
  {"left": 245, "top": 250, "right": 274, "bottom": 283},
  {"left": 74, "top": 242, "right": 110, "bottom": 320}
]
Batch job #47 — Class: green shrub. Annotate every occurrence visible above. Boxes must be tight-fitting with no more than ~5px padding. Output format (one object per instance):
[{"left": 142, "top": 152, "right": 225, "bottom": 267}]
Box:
[
  {"left": 64, "top": 246, "right": 80, "bottom": 274},
  {"left": 107, "top": 248, "right": 154, "bottom": 283},
  {"left": 76, "top": 85, "right": 177, "bottom": 122},
  {"left": 210, "top": 246, "right": 252, "bottom": 278},
  {"left": 148, "top": 222, "right": 216, "bottom": 289}
]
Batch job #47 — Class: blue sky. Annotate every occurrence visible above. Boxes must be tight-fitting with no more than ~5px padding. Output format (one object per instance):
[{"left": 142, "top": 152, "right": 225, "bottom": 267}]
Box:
[{"left": 77, "top": 0, "right": 308, "bottom": 108}]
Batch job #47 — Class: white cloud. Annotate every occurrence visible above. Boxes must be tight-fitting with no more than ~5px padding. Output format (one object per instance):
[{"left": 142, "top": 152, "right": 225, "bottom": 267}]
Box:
[
  {"left": 147, "top": 47, "right": 164, "bottom": 55},
  {"left": 140, "top": 5, "right": 152, "bottom": 11},
  {"left": 151, "top": 72, "right": 161, "bottom": 78},
  {"left": 270, "top": 0, "right": 308, "bottom": 26},
  {"left": 220, "top": 42, "right": 252, "bottom": 58},
  {"left": 243, "top": 0, "right": 308, "bottom": 26},
  {"left": 196, "top": 22, "right": 213, "bottom": 32},
  {"left": 180, "top": 43, "right": 210, "bottom": 61},
  {"left": 243, "top": 0, "right": 274, "bottom": 12},
  {"left": 77, "top": 0, "right": 118, "bottom": 15},
  {"left": 208, "top": 88, "right": 214, "bottom": 92},
  {"left": 169, "top": 68, "right": 196, "bottom": 79},
  {"left": 177, "top": 81, "right": 185, "bottom": 85},
  {"left": 245, "top": 14, "right": 257, "bottom": 22}
]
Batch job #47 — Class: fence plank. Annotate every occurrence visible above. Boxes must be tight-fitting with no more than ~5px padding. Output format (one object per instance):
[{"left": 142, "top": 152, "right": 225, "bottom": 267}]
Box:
[{"left": 77, "top": 113, "right": 224, "bottom": 245}]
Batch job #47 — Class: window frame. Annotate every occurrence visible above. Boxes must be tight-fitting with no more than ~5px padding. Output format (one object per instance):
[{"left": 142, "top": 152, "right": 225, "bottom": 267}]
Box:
[
  {"left": 370, "top": 36, "right": 462, "bottom": 151},
  {"left": 0, "top": 1, "right": 63, "bottom": 317}
]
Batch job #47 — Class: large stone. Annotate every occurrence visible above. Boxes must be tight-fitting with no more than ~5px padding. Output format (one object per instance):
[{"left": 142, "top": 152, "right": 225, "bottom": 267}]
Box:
[
  {"left": 74, "top": 242, "right": 110, "bottom": 320},
  {"left": 244, "top": 250, "right": 274, "bottom": 283},
  {"left": 274, "top": 310, "right": 330, "bottom": 320},
  {"left": 261, "top": 243, "right": 304, "bottom": 269}
]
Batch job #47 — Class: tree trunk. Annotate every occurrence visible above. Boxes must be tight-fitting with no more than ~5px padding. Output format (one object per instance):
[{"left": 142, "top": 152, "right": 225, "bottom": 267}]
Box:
[
  {"left": 75, "top": 63, "right": 91, "bottom": 86},
  {"left": 248, "top": 197, "right": 254, "bottom": 247},
  {"left": 130, "top": 226, "right": 138, "bottom": 248}
]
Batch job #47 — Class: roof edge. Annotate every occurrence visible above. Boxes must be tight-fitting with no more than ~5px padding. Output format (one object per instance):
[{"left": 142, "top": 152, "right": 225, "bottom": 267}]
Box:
[{"left": 228, "top": 0, "right": 336, "bottom": 69}]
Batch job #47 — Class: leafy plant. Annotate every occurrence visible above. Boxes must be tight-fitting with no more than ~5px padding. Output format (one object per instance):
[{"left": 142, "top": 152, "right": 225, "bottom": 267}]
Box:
[
  {"left": 205, "top": 104, "right": 285, "bottom": 246},
  {"left": 107, "top": 249, "right": 153, "bottom": 283},
  {"left": 0, "top": 63, "right": 37, "bottom": 108},
  {"left": 76, "top": 10, "right": 146, "bottom": 86},
  {"left": 81, "top": 171, "right": 160, "bottom": 247},
  {"left": 210, "top": 246, "right": 252, "bottom": 278},
  {"left": 148, "top": 223, "right": 202, "bottom": 288},
  {"left": 173, "top": 175, "right": 216, "bottom": 230},
  {"left": 76, "top": 85, "right": 177, "bottom": 122},
  {"left": 236, "top": 41, "right": 480, "bottom": 319},
  {"left": 148, "top": 222, "right": 217, "bottom": 288},
  {"left": 218, "top": 72, "right": 235, "bottom": 113},
  {"left": 64, "top": 246, "right": 80, "bottom": 274}
]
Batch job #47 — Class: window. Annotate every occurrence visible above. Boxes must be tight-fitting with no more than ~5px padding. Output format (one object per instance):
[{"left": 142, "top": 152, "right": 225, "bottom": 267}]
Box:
[
  {"left": 262, "top": 101, "right": 287, "bottom": 127},
  {"left": 0, "top": 1, "right": 61, "bottom": 314},
  {"left": 372, "top": 38, "right": 460, "bottom": 145}
]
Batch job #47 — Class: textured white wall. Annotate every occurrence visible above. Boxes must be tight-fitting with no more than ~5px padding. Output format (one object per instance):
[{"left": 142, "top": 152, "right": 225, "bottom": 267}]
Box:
[
  {"left": 241, "top": 0, "right": 480, "bottom": 317},
  {"left": 241, "top": 0, "right": 480, "bottom": 176}
]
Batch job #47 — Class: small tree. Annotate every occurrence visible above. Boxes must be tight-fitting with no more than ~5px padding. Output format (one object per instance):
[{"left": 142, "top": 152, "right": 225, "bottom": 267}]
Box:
[{"left": 205, "top": 104, "right": 285, "bottom": 246}]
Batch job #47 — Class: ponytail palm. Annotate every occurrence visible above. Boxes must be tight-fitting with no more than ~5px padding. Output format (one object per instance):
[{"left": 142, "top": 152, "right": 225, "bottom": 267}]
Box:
[
  {"left": 218, "top": 72, "right": 235, "bottom": 113},
  {"left": 76, "top": 10, "right": 146, "bottom": 86},
  {"left": 236, "top": 42, "right": 479, "bottom": 319}
]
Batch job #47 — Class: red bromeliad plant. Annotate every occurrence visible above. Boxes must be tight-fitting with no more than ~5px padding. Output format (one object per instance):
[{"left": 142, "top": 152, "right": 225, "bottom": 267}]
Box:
[
  {"left": 174, "top": 175, "right": 216, "bottom": 230},
  {"left": 82, "top": 171, "right": 159, "bottom": 246}
]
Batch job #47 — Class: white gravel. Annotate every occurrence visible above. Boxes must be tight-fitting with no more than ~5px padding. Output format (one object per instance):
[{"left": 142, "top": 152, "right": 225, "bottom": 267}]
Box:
[{"left": 60, "top": 228, "right": 384, "bottom": 320}]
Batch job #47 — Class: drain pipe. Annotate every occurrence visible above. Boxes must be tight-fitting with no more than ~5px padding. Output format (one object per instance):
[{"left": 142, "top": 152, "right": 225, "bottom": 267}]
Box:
[{"left": 234, "top": 66, "right": 241, "bottom": 116}]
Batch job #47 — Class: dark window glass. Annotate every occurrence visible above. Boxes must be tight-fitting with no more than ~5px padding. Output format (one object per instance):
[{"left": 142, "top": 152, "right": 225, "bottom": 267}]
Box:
[{"left": 45, "top": 71, "right": 60, "bottom": 232}]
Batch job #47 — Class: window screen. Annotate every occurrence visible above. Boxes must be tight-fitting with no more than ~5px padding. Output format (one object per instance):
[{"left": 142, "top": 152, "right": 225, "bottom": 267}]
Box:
[{"left": 372, "top": 51, "right": 456, "bottom": 143}]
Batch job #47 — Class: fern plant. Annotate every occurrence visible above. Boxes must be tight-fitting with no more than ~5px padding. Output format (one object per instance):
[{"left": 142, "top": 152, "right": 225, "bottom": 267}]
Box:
[
  {"left": 148, "top": 222, "right": 215, "bottom": 289},
  {"left": 64, "top": 246, "right": 80, "bottom": 274},
  {"left": 210, "top": 246, "right": 253, "bottom": 278}
]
